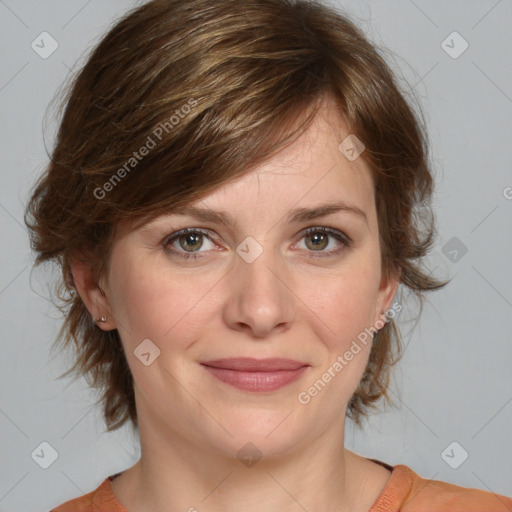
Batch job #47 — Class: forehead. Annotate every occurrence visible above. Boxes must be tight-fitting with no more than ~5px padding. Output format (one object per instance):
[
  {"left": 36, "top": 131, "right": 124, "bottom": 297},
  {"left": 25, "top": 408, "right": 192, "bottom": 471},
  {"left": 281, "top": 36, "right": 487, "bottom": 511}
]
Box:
[
  {"left": 120, "top": 100, "right": 377, "bottom": 240},
  {"left": 195, "top": 102, "right": 375, "bottom": 220}
]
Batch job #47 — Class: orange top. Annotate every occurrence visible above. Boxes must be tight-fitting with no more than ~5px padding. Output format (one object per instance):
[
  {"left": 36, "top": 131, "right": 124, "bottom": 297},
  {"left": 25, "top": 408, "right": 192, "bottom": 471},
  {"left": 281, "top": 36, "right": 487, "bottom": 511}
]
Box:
[{"left": 50, "top": 462, "right": 512, "bottom": 512}]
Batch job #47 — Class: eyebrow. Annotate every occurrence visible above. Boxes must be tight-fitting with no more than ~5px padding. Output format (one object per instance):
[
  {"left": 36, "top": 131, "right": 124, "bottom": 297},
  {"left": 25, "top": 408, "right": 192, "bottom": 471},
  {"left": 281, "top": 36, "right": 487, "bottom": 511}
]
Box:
[{"left": 172, "top": 201, "right": 368, "bottom": 228}]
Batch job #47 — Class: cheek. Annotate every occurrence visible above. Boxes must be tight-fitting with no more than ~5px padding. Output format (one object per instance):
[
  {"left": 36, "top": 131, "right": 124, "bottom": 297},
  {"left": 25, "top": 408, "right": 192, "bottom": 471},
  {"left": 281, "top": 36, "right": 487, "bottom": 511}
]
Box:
[
  {"left": 294, "top": 260, "right": 382, "bottom": 414},
  {"left": 106, "top": 247, "right": 225, "bottom": 350},
  {"left": 306, "top": 253, "right": 381, "bottom": 349}
]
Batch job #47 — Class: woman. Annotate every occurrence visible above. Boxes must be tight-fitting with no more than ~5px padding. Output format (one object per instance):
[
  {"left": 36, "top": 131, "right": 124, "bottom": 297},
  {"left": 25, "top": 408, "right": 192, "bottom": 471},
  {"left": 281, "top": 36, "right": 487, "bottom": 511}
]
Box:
[{"left": 25, "top": 0, "right": 511, "bottom": 510}]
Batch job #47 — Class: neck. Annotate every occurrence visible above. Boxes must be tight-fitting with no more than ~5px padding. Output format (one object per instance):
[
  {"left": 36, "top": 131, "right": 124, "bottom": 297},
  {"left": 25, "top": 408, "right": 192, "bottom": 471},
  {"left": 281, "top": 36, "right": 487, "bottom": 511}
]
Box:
[{"left": 112, "top": 408, "right": 389, "bottom": 512}]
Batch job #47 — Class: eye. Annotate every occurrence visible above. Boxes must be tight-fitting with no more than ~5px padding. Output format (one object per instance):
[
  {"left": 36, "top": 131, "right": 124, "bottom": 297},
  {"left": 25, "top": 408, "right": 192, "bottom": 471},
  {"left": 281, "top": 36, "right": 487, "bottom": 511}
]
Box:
[
  {"left": 163, "top": 226, "right": 352, "bottom": 261},
  {"left": 295, "top": 227, "right": 352, "bottom": 257},
  {"left": 163, "top": 228, "right": 217, "bottom": 260}
]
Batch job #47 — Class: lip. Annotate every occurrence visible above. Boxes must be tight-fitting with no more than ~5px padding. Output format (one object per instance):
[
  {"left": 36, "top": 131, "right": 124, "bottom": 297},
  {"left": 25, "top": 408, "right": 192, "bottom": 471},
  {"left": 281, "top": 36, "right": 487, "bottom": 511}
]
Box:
[
  {"left": 200, "top": 358, "right": 310, "bottom": 392},
  {"left": 201, "top": 358, "right": 308, "bottom": 371}
]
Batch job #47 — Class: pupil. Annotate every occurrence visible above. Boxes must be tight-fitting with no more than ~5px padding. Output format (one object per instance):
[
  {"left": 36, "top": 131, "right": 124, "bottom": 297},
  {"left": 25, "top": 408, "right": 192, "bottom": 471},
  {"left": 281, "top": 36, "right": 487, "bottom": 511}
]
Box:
[
  {"left": 182, "top": 233, "right": 201, "bottom": 251},
  {"left": 179, "top": 232, "right": 329, "bottom": 253},
  {"left": 309, "top": 232, "right": 327, "bottom": 250}
]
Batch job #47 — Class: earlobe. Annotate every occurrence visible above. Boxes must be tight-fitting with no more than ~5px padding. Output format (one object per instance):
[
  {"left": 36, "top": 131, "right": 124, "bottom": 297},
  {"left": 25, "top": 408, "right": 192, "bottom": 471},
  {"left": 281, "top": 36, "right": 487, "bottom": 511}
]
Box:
[{"left": 70, "top": 257, "right": 116, "bottom": 331}]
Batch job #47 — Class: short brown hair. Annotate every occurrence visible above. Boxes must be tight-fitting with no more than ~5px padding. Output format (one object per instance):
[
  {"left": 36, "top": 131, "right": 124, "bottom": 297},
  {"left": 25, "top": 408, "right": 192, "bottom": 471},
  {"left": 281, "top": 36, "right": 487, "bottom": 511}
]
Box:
[{"left": 25, "top": 0, "right": 449, "bottom": 431}]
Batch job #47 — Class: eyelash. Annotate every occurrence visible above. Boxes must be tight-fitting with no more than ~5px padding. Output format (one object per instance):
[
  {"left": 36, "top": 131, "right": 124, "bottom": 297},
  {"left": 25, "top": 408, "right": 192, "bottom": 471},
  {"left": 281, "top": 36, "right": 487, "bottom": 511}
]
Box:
[{"left": 163, "top": 227, "right": 353, "bottom": 261}]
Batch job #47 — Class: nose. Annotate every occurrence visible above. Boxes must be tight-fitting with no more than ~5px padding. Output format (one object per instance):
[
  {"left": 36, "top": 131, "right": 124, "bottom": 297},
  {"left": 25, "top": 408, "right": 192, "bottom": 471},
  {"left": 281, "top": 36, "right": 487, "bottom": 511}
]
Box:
[{"left": 222, "top": 241, "right": 296, "bottom": 339}]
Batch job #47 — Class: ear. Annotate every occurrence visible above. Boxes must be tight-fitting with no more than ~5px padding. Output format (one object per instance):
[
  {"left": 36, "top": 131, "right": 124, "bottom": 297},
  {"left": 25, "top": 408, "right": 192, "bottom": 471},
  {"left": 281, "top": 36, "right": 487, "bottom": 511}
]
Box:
[
  {"left": 70, "top": 257, "right": 117, "bottom": 331},
  {"left": 372, "top": 264, "right": 401, "bottom": 327}
]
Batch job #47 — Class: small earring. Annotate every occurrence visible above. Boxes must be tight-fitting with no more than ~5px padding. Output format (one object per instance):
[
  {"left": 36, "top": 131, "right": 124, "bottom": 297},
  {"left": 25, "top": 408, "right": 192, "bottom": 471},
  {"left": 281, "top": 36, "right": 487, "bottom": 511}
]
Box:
[{"left": 95, "top": 316, "right": 107, "bottom": 323}]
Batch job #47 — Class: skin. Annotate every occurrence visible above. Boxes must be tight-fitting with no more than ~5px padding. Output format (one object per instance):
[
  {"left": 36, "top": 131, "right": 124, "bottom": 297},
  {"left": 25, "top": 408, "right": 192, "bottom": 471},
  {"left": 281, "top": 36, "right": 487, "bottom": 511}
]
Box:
[{"left": 73, "top": 97, "right": 400, "bottom": 512}]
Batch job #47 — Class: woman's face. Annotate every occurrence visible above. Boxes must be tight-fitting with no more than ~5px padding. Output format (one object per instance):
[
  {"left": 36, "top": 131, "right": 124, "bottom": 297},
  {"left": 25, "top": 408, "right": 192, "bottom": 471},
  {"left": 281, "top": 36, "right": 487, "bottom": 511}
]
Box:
[{"left": 98, "top": 102, "right": 399, "bottom": 458}]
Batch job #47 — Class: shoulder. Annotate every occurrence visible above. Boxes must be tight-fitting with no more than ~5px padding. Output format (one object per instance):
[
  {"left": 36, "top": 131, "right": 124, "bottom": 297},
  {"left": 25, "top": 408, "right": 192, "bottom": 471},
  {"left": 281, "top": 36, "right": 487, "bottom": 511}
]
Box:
[
  {"left": 370, "top": 463, "right": 512, "bottom": 512},
  {"left": 50, "top": 474, "right": 127, "bottom": 512}
]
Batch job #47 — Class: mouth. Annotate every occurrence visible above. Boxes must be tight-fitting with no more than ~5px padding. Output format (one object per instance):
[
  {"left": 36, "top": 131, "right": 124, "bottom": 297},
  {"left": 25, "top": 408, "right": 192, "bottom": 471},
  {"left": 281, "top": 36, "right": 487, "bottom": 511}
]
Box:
[{"left": 200, "top": 358, "right": 310, "bottom": 392}]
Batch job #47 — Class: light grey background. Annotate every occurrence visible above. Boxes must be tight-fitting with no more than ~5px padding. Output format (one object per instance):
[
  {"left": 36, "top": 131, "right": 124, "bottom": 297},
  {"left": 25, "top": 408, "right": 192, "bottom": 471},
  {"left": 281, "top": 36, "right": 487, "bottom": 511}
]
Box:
[{"left": 1, "top": 1, "right": 511, "bottom": 510}]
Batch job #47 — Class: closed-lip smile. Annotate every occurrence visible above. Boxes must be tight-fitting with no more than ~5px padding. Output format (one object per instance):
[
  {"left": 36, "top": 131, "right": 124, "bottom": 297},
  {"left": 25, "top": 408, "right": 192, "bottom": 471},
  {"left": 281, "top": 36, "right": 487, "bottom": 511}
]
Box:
[{"left": 200, "top": 358, "right": 310, "bottom": 392}]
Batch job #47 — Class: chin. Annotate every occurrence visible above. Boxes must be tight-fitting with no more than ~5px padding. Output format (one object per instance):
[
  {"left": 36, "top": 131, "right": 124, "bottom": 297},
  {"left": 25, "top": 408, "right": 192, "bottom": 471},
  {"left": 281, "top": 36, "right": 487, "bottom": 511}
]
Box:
[{"left": 209, "top": 407, "right": 308, "bottom": 456}]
